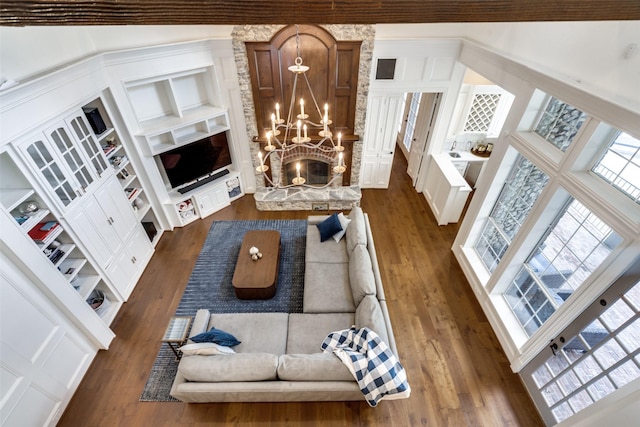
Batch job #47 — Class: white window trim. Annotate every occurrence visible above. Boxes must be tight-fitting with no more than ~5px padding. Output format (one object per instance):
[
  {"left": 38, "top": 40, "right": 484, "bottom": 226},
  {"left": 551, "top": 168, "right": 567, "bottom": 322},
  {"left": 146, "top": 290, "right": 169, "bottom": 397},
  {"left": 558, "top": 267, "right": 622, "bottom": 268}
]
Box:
[{"left": 454, "top": 102, "right": 640, "bottom": 371}]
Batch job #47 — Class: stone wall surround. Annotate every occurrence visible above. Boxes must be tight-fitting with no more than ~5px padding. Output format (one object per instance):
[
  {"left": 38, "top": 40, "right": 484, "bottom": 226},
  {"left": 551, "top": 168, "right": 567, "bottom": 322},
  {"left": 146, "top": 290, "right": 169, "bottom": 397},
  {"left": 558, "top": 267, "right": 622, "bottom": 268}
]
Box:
[{"left": 231, "top": 25, "right": 374, "bottom": 211}]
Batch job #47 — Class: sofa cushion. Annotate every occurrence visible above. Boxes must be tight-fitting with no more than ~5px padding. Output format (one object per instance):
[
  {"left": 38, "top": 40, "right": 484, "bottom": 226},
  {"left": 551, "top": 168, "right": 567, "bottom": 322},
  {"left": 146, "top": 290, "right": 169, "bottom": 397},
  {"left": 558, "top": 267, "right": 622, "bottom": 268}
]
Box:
[
  {"left": 306, "top": 225, "right": 349, "bottom": 264},
  {"left": 316, "top": 213, "right": 343, "bottom": 242},
  {"left": 349, "top": 245, "right": 376, "bottom": 305},
  {"left": 345, "top": 207, "right": 366, "bottom": 254},
  {"left": 355, "top": 295, "right": 390, "bottom": 346},
  {"left": 277, "top": 353, "right": 354, "bottom": 382},
  {"left": 303, "top": 262, "right": 355, "bottom": 313},
  {"left": 178, "top": 353, "right": 278, "bottom": 382},
  {"left": 209, "top": 313, "right": 289, "bottom": 354},
  {"left": 286, "top": 313, "right": 355, "bottom": 354}
]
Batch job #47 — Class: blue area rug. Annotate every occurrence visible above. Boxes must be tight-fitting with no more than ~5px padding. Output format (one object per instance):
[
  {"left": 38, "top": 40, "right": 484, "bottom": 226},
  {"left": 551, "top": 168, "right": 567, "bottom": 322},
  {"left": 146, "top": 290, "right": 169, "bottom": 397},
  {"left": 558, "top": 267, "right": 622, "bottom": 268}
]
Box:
[{"left": 140, "top": 219, "right": 307, "bottom": 402}]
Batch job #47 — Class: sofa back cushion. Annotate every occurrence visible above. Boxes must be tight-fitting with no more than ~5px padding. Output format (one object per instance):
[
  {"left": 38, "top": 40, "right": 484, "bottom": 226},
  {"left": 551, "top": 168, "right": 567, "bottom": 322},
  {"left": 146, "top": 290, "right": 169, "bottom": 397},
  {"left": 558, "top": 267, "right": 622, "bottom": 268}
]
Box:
[
  {"left": 209, "top": 312, "right": 289, "bottom": 354},
  {"left": 345, "top": 207, "right": 366, "bottom": 254},
  {"left": 349, "top": 245, "right": 376, "bottom": 305},
  {"left": 286, "top": 313, "right": 355, "bottom": 354},
  {"left": 178, "top": 353, "right": 279, "bottom": 382},
  {"left": 355, "top": 295, "right": 390, "bottom": 346},
  {"left": 277, "top": 353, "right": 354, "bottom": 381}
]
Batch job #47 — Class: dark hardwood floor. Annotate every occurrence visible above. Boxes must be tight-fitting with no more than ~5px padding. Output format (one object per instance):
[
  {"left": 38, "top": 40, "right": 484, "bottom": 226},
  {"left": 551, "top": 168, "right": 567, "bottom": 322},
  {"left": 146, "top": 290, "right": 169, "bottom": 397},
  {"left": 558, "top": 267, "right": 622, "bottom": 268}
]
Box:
[{"left": 58, "top": 153, "right": 543, "bottom": 426}]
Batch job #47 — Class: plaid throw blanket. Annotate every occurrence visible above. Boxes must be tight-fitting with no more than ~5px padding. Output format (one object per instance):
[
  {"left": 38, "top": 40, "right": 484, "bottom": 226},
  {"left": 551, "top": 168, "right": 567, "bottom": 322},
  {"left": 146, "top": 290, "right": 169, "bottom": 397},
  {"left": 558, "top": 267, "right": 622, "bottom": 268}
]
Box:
[{"left": 321, "top": 327, "right": 410, "bottom": 406}]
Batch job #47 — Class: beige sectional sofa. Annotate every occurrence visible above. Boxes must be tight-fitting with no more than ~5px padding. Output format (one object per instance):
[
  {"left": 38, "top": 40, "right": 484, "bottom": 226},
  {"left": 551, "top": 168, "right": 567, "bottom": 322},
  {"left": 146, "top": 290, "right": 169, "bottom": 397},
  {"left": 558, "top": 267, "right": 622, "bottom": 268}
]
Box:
[{"left": 170, "top": 208, "right": 406, "bottom": 403}]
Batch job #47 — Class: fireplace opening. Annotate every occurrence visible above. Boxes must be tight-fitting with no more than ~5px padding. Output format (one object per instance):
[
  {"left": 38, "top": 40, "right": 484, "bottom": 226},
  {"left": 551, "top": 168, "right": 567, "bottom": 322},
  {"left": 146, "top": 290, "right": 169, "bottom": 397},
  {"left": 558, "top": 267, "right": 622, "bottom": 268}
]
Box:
[{"left": 284, "top": 159, "right": 330, "bottom": 186}]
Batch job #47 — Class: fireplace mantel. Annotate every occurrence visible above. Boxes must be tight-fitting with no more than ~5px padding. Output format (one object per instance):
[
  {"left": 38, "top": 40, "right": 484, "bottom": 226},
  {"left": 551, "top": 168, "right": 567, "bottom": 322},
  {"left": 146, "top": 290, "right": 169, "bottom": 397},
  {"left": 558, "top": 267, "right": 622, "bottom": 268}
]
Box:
[{"left": 254, "top": 186, "right": 361, "bottom": 211}]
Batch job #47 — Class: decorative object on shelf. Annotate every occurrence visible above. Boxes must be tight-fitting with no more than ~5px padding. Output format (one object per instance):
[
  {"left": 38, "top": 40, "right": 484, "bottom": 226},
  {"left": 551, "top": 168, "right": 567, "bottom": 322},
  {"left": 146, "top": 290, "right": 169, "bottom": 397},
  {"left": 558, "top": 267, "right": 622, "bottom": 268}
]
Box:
[
  {"left": 86, "top": 289, "right": 111, "bottom": 317},
  {"left": 226, "top": 177, "right": 241, "bottom": 198},
  {"left": 18, "top": 200, "right": 39, "bottom": 215},
  {"left": 110, "top": 155, "right": 127, "bottom": 168},
  {"left": 133, "top": 197, "right": 144, "bottom": 209},
  {"left": 255, "top": 25, "right": 346, "bottom": 189},
  {"left": 178, "top": 200, "right": 192, "bottom": 212}
]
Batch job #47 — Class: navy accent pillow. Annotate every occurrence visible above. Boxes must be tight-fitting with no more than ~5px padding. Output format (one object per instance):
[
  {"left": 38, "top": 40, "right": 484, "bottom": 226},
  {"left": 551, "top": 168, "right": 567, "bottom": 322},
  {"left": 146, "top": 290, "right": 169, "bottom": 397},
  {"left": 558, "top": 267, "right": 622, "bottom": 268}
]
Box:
[
  {"left": 190, "top": 328, "right": 241, "bottom": 347},
  {"left": 317, "top": 213, "right": 343, "bottom": 242}
]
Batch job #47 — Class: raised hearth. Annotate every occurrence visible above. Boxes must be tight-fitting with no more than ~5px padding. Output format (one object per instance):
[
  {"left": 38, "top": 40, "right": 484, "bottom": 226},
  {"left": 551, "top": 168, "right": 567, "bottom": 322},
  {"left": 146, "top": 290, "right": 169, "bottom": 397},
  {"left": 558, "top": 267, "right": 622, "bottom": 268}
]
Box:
[{"left": 254, "top": 186, "right": 361, "bottom": 211}]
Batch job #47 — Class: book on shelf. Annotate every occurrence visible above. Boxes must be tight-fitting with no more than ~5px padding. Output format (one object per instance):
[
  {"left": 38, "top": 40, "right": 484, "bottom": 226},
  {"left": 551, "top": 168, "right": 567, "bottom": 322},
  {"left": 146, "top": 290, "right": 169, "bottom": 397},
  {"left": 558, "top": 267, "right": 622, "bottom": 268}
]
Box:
[
  {"left": 124, "top": 187, "right": 141, "bottom": 200},
  {"left": 28, "top": 221, "right": 60, "bottom": 244},
  {"left": 48, "top": 248, "right": 66, "bottom": 264},
  {"left": 102, "top": 145, "right": 117, "bottom": 157}
]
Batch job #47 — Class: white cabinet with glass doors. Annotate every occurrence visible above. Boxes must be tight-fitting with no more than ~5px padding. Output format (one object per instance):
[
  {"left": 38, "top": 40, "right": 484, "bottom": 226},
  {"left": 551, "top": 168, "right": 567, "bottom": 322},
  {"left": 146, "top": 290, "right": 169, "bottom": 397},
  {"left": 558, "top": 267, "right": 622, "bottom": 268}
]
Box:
[{"left": 18, "top": 112, "right": 109, "bottom": 212}]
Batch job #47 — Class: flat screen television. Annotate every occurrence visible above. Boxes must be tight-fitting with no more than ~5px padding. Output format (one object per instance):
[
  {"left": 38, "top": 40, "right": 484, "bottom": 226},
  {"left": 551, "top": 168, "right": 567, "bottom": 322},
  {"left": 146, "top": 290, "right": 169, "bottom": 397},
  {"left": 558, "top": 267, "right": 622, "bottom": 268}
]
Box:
[{"left": 158, "top": 132, "right": 232, "bottom": 189}]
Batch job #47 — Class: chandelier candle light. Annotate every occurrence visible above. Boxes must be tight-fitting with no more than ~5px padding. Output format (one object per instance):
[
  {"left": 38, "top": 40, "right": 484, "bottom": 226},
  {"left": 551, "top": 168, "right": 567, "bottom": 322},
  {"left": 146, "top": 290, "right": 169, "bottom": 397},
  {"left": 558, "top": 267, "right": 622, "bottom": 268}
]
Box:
[{"left": 255, "top": 27, "right": 346, "bottom": 188}]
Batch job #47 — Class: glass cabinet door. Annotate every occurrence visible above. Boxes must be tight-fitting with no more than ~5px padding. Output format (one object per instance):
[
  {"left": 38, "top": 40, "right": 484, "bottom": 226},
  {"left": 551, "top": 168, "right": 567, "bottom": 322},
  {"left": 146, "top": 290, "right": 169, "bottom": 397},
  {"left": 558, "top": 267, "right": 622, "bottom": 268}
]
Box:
[
  {"left": 67, "top": 115, "right": 109, "bottom": 178},
  {"left": 24, "top": 139, "right": 80, "bottom": 206},
  {"left": 47, "top": 125, "right": 96, "bottom": 194}
]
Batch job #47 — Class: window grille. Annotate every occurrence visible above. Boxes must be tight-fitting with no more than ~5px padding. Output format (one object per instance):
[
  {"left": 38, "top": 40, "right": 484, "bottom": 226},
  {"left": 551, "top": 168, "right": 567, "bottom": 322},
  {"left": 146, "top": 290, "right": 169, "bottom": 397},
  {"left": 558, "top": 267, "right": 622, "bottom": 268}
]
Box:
[
  {"left": 463, "top": 93, "right": 501, "bottom": 133},
  {"left": 527, "top": 279, "right": 640, "bottom": 423},
  {"left": 475, "top": 155, "right": 549, "bottom": 272},
  {"left": 592, "top": 131, "right": 640, "bottom": 204},
  {"left": 534, "top": 97, "right": 587, "bottom": 152},
  {"left": 504, "top": 199, "right": 621, "bottom": 337}
]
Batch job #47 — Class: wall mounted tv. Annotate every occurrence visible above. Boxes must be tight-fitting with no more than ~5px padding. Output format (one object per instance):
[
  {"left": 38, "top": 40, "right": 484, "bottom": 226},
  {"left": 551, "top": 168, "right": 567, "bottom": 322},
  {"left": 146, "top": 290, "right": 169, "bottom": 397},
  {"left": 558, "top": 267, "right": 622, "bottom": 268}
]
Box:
[{"left": 158, "top": 132, "right": 232, "bottom": 189}]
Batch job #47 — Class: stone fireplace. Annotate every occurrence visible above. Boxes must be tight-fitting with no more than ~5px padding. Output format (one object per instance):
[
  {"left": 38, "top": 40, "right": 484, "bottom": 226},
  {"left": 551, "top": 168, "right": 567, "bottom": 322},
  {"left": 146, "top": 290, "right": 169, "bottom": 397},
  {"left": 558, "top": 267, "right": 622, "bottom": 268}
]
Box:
[{"left": 231, "top": 25, "right": 375, "bottom": 211}]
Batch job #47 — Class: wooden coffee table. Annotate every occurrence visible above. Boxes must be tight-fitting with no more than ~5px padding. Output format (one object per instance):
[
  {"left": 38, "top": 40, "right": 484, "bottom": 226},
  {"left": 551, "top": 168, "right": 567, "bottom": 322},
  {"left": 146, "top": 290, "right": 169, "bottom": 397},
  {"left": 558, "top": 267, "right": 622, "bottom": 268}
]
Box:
[{"left": 232, "top": 230, "right": 281, "bottom": 299}]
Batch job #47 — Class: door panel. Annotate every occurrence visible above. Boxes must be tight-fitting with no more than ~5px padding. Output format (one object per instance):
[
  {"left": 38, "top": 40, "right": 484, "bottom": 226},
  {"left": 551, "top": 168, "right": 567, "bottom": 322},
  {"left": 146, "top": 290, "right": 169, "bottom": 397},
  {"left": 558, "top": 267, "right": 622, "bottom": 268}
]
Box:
[
  {"left": 520, "top": 260, "right": 640, "bottom": 425},
  {"left": 361, "top": 94, "right": 403, "bottom": 188},
  {"left": 94, "top": 177, "right": 137, "bottom": 241},
  {"left": 408, "top": 93, "right": 441, "bottom": 187},
  {"left": 0, "top": 254, "right": 93, "bottom": 427},
  {"left": 66, "top": 197, "right": 118, "bottom": 267}
]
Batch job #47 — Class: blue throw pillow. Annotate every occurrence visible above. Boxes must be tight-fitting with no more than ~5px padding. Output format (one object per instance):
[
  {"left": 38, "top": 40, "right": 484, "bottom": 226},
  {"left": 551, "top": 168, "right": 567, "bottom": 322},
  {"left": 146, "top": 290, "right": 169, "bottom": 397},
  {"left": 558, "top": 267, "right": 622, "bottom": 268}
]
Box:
[
  {"left": 190, "top": 327, "right": 241, "bottom": 347},
  {"left": 316, "top": 213, "right": 343, "bottom": 242}
]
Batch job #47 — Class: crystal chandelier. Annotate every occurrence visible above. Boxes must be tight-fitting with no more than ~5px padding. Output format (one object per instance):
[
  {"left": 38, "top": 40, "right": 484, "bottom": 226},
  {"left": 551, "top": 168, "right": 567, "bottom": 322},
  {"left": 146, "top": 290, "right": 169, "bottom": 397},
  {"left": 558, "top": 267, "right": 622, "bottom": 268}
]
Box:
[{"left": 255, "top": 27, "right": 346, "bottom": 188}]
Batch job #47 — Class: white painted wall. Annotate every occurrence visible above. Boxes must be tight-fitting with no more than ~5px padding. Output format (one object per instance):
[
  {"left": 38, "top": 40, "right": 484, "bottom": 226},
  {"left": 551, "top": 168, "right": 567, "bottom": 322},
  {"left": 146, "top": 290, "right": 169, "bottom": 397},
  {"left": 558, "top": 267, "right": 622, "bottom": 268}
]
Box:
[
  {"left": 376, "top": 22, "right": 640, "bottom": 113},
  {"left": 2, "top": 22, "right": 638, "bottom": 113},
  {"left": 0, "top": 25, "right": 234, "bottom": 82}
]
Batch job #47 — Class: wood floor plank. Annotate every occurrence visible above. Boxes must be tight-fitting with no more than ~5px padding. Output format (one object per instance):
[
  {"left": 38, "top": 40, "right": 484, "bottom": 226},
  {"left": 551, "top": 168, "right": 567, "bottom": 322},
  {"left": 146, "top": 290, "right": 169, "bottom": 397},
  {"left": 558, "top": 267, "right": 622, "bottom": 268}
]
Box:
[{"left": 57, "top": 153, "right": 543, "bottom": 426}]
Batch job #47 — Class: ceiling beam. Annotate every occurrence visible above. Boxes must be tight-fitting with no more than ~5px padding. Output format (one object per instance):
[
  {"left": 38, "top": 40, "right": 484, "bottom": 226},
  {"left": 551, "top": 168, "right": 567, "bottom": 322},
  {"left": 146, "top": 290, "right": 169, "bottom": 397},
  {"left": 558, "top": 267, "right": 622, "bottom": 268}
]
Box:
[{"left": 1, "top": 0, "right": 639, "bottom": 26}]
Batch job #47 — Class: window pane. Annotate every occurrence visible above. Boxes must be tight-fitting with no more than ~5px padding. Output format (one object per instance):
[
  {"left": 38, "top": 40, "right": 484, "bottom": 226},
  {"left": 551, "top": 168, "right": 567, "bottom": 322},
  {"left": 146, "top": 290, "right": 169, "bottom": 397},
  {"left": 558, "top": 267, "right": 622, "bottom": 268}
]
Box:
[
  {"left": 474, "top": 154, "right": 549, "bottom": 272},
  {"left": 593, "top": 131, "right": 640, "bottom": 204},
  {"left": 403, "top": 93, "right": 421, "bottom": 151},
  {"left": 609, "top": 360, "right": 640, "bottom": 388},
  {"left": 524, "top": 280, "right": 640, "bottom": 424},
  {"left": 506, "top": 199, "right": 621, "bottom": 337},
  {"left": 534, "top": 97, "right": 587, "bottom": 152},
  {"left": 527, "top": 199, "right": 620, "bottom": 294}
]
